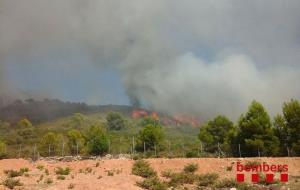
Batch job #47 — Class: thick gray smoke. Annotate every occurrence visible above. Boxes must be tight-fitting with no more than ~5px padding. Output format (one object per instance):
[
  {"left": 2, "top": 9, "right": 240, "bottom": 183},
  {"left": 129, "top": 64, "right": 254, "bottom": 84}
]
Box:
[{"left": 0, "top": 0, "right": 300, "bottom": 119}]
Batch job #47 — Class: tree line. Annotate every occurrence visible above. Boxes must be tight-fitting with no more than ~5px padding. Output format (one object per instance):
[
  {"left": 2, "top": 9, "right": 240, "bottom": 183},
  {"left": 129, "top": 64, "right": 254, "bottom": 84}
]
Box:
[{"left": 0, "top": 99, "right": 299, "bottom": 158}]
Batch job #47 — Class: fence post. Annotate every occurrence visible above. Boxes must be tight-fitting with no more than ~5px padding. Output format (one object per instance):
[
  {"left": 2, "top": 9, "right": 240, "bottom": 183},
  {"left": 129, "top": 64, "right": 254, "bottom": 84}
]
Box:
[
  {"left": 18, "top": 144, "right": 22, "bottom": 158},
  {"left": 132, "top": 136, "right": 135, "bottom": 155},
  {"left": 258, "top": 147, "right": 261, "bottom": 157},
  {"left": 168, "top": 141, "right": 171, "bottom": 156},
  {"left": 61, "top": 141, "right": 65, "bottom": 157},
  {"left": 154, "top": 144, "right": 157, "bottom": 157},
  {"left": 238, "top": 144, "right": 241, "bottom": 158},
  {"left": 48, "top": 144, "right": 51, "bottom": 157},
  {"left": 287, "top": 146, "right": 290, "bottom": 157},
  {"left": 218, "top": 142, "right": 220, "bottom": 158},
  {"left": 143, "top": 141, "right": 146, "bottom": 156},
  {"left": 108, "top": 139, "right": 111, "bottom": 154},
  {"left": 33, "top": 144, "right": 37, "bottom": 160},
  {"left": 119, "top": 137, "right": 121, "bottom": 154},
  {"left": 76, "top": 141, "right": 79, "bottom": 156}
]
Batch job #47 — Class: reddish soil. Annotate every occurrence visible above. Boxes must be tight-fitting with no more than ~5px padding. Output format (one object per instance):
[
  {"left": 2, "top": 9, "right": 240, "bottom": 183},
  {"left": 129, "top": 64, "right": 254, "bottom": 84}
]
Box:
[{"left": 0, "top": 157, "right": 299, "bottom": 190}]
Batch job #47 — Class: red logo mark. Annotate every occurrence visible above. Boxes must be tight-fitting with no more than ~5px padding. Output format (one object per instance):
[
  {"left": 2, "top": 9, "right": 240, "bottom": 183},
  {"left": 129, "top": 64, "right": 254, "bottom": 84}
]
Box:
[
  {"left": 236, "top": 174, "right": 244, "bottom": 182},
  {"left": 266, "top": 173, "right": 274, "bottom": 183},
  {"left": 281, "top": 173, "right": 288, "bottom": 182},
  {"left": 251, "top": 173, "right": 259, "bottom": 183}
]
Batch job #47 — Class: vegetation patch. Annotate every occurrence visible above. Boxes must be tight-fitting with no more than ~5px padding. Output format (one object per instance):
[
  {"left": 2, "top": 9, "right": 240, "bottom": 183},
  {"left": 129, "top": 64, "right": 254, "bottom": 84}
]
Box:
[
  {"left": 55, "top": 167, "right": 71, "bottom": 175},
  {"left": 183, "top": 163, "right": 198, "bottom": 173},
  {"left": 4, "top": 169, "right": 24, "bottom": 178},
  {"left": 197, "top": 173, "right": 219, "bottom": 187},
  {"left": 2, "top": 178, "right": 23, "bottom": 189},
  {"left": 57, "top": 175, "right": 66, "bottom": 180},
  {"left": 132, "top": 160, "right": 157, "bottom": 178},
  {"left": 136, "top": 176, "right": 167, "bottom": 190},
  {"left": 45, "top": 178, "right": 53, "bottom": 184}
]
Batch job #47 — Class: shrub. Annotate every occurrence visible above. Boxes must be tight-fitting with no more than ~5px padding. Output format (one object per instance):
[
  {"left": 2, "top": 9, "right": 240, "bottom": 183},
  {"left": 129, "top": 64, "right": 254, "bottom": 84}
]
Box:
[
  {"left": 85, "top": 167, "right": 92, "bottom": 174},
  {"left": 186, "top": 151, "right": 198, "bottom": 158},
  {"left": 37, "top": 165, "right": 44, "bottom": 170},
  {"left": 168, "top": 172, "right": 197, "bottom": 187},
  {"left": 57, "top": 175, "right": 66, "bottom": 180},
  {"left": 226, "top": 165, "right": 233, "bottom": 171},
  {"left": 132, "top": 160, "right": 157, "bottom": 178},
  {"left": 198, "top": 173, "right": 219, "bottom": 187},
  {"left": 45, "top": 169, "right": 49, "bottom": 175},
  {"left": 0, "top": 152, "right": 8, "bottom": 160},
  {"left": 107, "top": 170, "right": 114, "bottom": 176},
  {"left": 3, "top": 178, "right": 22, "bottom": 189},
  {"left": 161, "top": 169, "right": 173, "bottom": 178},
  {"left": 215, "top": 178, "right": 237, "bottom": 188},
  {"left": 55, "top": 167, "right": 71, "bottom": 175},
  {"left": 183, "top": 163, "right": 198, "bottom": 173},
  {"left": 45, "top": 178, "right": 53, "bottom": 184},
  {"left": 68, "top": 183, "right": 75, "bottom": 189},
  {"left": 136, "top": 176, "right": 167, "bottom": 190},
  {"left": 19, "top": 167, "right": 29, "bottom": 173},
  {"left": 4, "top": 170, "right": 23, "bottom": 178},
  {"left": 236, "top": 183, "right": 256, "bottom": 190}
]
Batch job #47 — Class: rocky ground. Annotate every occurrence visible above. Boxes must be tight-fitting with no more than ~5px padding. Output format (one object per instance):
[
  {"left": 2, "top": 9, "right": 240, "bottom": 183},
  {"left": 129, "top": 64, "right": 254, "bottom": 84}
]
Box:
[{"left": 0, "top": 157, "right": 299, "bottom": 190}]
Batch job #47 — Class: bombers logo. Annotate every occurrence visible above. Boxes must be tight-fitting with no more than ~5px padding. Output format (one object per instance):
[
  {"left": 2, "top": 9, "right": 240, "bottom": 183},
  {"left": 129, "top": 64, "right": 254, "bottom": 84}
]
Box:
[{"left": 236, "top": 162, "right": 288, "bottom": 183}]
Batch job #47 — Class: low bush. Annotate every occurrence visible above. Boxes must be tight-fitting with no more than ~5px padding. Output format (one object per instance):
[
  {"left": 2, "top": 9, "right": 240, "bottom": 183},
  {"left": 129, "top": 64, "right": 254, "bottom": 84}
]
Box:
[
  {"left": 183, "top": 163, "right": 198, "bottom": 173},
  {"left": 215, "top": 178, "right": 237, "bottom": 188},
  {"left": 197, "top": 173, "right": 219, "bottom": 187},
  {"left": 161, "top": 169, "right": 173, "bottom": 178},
  {"left": 132, "top": 160, "right": 157, "bottom": 178},
  {"left": 4, "top": 170, "right": 23, "bottom": 178},
  {"left": 0, "top": 152, "right": 8, "bottom": 160},
  {"left": 55, "top": 167, "right": 71, "bottom": 175},
  {"left": 107, "top": 170, "right": 114, "bottom": 176},
  {"left": 168, "top": 172, "right": 197, "bottom": 187},
  {"left": 36, "top": 165, "right": 44, "bottom": 170},
  {"left": 185, "top": 151, "right": 198, "bottom": 158},
  {"left": 2, "top": 178, "right": 22, "bottom": 189},
  {"left": 45, "top": 178, "right": 53, "bottom": 184},
  {"left": 19, "top": 167, "right": 29, "bottom": 173},
  {"left": 57, "top": 175, "right": 66, "bottom": 180},
  {"left": 136, "top": 176, "right": 167, "bottom": 190},
  {"left": 68, "top": 183, "right": 75, "bottom": 189},
  {"left": 85, "top": 167, "right": 92, "bottom": 174}
]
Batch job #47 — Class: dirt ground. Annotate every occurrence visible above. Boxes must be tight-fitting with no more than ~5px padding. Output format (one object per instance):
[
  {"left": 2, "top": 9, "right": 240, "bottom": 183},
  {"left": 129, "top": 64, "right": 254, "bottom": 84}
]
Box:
[{"left": 0, "top": 157, "right": 299, "bottom": 190}]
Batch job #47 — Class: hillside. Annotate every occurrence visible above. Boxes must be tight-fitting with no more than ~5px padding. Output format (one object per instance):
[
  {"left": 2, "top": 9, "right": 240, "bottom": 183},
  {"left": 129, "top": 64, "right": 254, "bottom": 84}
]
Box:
[{"left": 0, "top": 109, "right": 200, "bottom": 158}]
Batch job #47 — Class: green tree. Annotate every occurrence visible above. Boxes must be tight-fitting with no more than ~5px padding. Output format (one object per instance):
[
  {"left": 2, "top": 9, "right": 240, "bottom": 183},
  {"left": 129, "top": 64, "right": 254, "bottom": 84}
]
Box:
[
  {"left": 67, "top": 129, "right": 85, "bottom": 155},
  {"left": 136, "top": 124, "right": 164, "bottom": 152},
  {"left": 68, "top": 113, "right": 86, "bottom": 129},
  {"left": 0, "top": 140, "right": 6, "bottom": 153},
  {"left": 198, "top": 115, "right": 236, "bottom": 154},
  {"left": 275, "top": 99, "right": 300, "bottom": 155},
  {"left": 17, "top": 118, "right": 33, "bottom": 128},
  {"left": 140, "top": 116, "right": 161, "bottom": 128},
  {"left": 237, "top": 100, "right": 279, "bottom": 156},
  {"left": 40, "top": 132, "right": 59, "bottom": 156},
  {"left": 86, "top": 125, "right": 109, "bottom": 155},
  {"left": 16, "top": 118, "right": 36, "bottom": 141},
  {"left": 0, "top": 140, "right": 7, "bottom": 159},
  {"left": 106, "top": 112, "right": 126, "bottom": 130},
  {"left": 274, "top": 114, "right": 289, "bottom": 155}
]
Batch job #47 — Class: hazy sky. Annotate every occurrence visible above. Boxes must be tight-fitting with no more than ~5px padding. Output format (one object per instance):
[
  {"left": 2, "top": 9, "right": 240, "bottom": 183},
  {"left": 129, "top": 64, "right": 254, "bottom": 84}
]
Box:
[{"left": 1, "top": 0, "right": 300, "bottom": 119}]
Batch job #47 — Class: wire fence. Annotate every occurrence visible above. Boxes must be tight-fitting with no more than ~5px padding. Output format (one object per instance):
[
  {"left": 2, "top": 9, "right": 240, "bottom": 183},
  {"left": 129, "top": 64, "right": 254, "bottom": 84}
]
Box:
[{"left": 0, "top": 137, "right": 293, "bottom": 159}]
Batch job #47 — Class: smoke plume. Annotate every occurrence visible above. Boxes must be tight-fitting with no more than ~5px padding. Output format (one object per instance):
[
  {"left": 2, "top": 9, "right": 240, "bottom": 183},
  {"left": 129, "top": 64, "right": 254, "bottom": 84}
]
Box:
[{"left": 0, "top": 0, "right": 300, "bottom": 119}]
